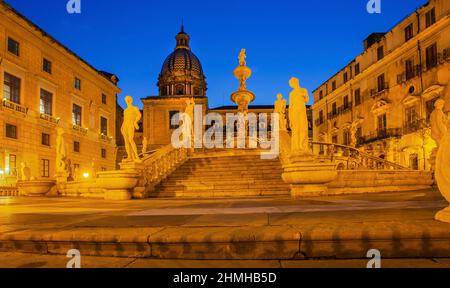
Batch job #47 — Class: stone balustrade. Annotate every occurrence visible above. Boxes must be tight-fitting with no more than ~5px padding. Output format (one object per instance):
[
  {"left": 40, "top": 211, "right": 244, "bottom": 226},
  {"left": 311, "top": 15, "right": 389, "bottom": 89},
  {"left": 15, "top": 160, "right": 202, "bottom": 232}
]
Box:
[{"left": 0, "top": 187, "right": 19, "bottom": 197}]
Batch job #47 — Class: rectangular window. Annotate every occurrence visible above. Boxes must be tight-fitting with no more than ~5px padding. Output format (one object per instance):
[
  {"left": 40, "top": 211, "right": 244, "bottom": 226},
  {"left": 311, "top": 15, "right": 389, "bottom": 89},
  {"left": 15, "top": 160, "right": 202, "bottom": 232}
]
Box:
[
  {"left": 319, "top": 90, "right": 323, "bottom": 100},
  {"left": 426, "top": 8, "right": 436, "bottom": 28},
  {"left": 343, "top": 130, "right": 351, "bottom": 146},
  {"left": 405, "top": 106, "right": 418, "bottom": 126},
  {"left": 377, "top": 74, "right": 386, "bottom": 92},
  {"left": 102, "top": 94, "right": 107, "bottom": 105},
  {"left": 3, "top": 72, "right": 21, "bottom": 104},
  {"left": 331, "top": 81, "right": 336, "bottom": 91},
  {"left": 101, "top": 148, "right": 107, "bottom": 159},
  {"left": 405, "top": 59, "right": 415, "bottom": 80},
  {"left": 354, "top": 89, "right": 362, "bottom": 106},
  {"left": 100, "top": 117, "right": 108, "bottom": 135},
  {"left": 41, "top": 133, "right": 50, "bottom": 146},
  {"left": 5, "top": 124, "right": 17, "bottom": 139},
  {"left": 72, "top": 104, "right": 82, "bottom": 126},
  {"left": 343, "top": 95, "right": 350, "bottom": 110},
  {"left": 426, "top": 43, "right": 438, "bottom": 70},
  {"left": 355, "top": 63, "right": 360, "bottom": 76},
  {"left": 74, "top": 77, "right": 81, "bottom": 90},
  {"left": 40, "top": 89, "right": 53, "bottom": 116},
  {"left": 319, "top": 110, "right": 324, "bottom": 125},
  {"left": 43, "top": 58, "right": 52, "bottom": 74},
  {"left": 169, "top": 111, "right": 180, "bottom": 129},
  {"left": 9, "top": 154, "right": 17, "bottom": 176},
  {"left": 7, "top": 37, "right": 19, "bottom": 56},
  {"left": 343, "top": 72, "right": 348, "bottom": 83},
  {"left": 377, "top": 113, "right": 387, "bottom": 133},
  {"left": 74, "top": 141, "right": 80, "bottom": 153},
  {"left": 404, "top": 24, "right": 414, "bottom": 42},
  {"left": 332, "top": 102, "right": 337, "bottom": 116},
  {"left": 377, "top": 46, "right": 384, "bottom": 61},
  {"left": 41, "top": 159, "right": 50, "bottom": 178}
]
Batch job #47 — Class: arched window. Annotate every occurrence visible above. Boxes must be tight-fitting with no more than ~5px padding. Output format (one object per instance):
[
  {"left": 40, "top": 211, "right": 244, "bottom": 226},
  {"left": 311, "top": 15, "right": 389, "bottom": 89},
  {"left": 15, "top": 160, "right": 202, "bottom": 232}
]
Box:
[
  {"left": 160, "top": 87, "right": 168, "bottom": 96},
  {"left": 175, "top": 85, "right": 185, "bottom": 96},
  {"left": 193, "top": 87, "right": 201, "bottom": 96}
]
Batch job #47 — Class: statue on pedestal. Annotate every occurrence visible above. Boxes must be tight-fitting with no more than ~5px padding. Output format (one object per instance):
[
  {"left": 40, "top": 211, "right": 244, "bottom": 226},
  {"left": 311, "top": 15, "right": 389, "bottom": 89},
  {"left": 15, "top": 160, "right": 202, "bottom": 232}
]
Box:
[
  {"left": 350, "top": 118, "right": 364, "bottom": 147},
  {"left": 288, "top": 77, "right": 310, "bottom": 155},
  {"left": 56, "top": 128, "right": 67, "bottom": 174},
  {"left": 430, "top": 99, "right": 447, "bottom": 147},
  {"left": 239, "top": 49, "right": 247, "bottom": 67},
  {"left": 433, "top": 99, "right": 450, "bottom": 223},
  {"left": 142, "top": 137, "right": 148, "bottom": 156},
  {"left": 121, "top": 96, "right": 142, "bottom": 163},
  {"left": 274, "top": 93, "right": 287, "bottom": 131},
  {"left": 20, "top": 162, "right": 31, "bottom": 181}
]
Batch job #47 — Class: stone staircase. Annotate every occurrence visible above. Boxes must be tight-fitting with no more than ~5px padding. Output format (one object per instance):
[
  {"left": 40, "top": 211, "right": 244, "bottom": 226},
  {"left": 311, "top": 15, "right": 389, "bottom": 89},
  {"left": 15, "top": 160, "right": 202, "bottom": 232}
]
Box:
[{"left": 152, "top": 150, "right": 290, "bottom": 198}]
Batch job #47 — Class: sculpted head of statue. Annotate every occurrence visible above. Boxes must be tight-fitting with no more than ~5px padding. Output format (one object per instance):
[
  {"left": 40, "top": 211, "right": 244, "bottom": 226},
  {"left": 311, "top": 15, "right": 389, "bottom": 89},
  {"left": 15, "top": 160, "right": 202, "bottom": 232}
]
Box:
[{"left": 289, "top": 77, "right": 300, "bottom": 89}]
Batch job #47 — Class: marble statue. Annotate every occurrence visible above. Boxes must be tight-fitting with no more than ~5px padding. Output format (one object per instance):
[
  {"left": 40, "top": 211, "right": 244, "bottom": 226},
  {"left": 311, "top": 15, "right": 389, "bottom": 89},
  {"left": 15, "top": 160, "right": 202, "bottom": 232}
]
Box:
[
  {"left": 274, "top": 93, "right": 287, "bottom": 131},
  {"left": 430, "top": 99, "right": 447, "bottom": 147},
  {"left": 20, "top": 162, "right": 31, "bottom": 181},
  {"left": 142, "top": 137, "right": 148, "bottom": 155},
  {"left": 350, "top": 118, "right": 364, "bottom": 147},
  {"left": 239, "top": 49, "right": 247, "bottom": 66},
  {"left": 121, "top": 96, "right": 142, "bottom": 163},
  {"left": 289, "top": 77, "right": 310, "bottom": 154},
  {"left": 56, "top": 127, "right": 67, "bottom": 173},
  {"left": 182, "top": 99, "right": 195, "bottom": 146},
  {"left": 435, "top": 103, "right": 450, "bottom": 223}
]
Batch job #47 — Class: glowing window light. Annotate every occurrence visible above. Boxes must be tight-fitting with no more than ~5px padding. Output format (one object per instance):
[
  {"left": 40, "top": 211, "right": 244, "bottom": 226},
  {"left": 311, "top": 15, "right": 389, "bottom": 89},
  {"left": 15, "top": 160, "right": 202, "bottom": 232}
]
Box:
[{"left": 83, "top": 172, "right": 90, "bottom": 179}]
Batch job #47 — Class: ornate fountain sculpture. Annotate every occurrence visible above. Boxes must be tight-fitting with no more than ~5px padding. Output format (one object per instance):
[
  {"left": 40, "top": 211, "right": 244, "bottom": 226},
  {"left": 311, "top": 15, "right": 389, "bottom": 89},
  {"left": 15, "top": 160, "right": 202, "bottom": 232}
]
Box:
[{"left": 231, "top": 49, "right": 255, "bottom": 114}]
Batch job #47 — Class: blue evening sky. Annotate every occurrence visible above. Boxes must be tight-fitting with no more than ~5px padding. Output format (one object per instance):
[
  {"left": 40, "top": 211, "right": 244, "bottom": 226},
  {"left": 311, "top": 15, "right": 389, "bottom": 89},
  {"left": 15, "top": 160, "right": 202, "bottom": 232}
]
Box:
[{"left": 7, "top": 0, "right": 428, "bottom": 108}]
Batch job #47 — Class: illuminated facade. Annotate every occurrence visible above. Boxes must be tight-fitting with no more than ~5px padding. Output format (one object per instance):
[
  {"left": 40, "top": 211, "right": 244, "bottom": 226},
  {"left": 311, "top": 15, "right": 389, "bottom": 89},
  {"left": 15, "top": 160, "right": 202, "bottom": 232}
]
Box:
[
  {"left": 312, "top": 0, "right": 450, "bottom": 170},
  {"left": 0, "top": 2, "right": 121, "bottom": 184}
]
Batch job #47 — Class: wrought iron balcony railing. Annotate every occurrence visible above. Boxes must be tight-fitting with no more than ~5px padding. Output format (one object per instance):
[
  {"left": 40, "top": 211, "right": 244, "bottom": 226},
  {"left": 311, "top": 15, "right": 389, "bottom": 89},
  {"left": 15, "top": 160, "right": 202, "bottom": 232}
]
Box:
[{"left": 370, "top": 84, "right": 390, "bottom": 98}]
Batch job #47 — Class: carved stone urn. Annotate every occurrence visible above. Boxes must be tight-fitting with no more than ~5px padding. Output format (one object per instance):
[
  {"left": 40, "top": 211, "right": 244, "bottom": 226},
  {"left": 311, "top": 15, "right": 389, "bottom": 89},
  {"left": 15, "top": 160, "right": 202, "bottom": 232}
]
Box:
[
  {"left": 17, "top": 180, "right": 56, "bottom": 197},
  {"left": 97, "top": 170, "right": 139, "bottom": 201},
  {"left": 282, "top": 154, "right": 337, "bottom": 198}
]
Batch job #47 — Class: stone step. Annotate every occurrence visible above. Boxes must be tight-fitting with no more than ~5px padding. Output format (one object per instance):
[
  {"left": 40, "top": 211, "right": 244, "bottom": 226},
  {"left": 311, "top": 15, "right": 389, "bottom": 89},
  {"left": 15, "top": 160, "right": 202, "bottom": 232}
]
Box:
[
  {"left": 176, "top": 166, "right": 283, "bottom": 173},
  {"left": 152, "top": 189, "right": 290, "bottom": 198},
  {"left": 162, "top": 178, "right": 285, "bottom": 186},
  {"left": 157, "top": 184, "right": 290, "bottom": 192}
]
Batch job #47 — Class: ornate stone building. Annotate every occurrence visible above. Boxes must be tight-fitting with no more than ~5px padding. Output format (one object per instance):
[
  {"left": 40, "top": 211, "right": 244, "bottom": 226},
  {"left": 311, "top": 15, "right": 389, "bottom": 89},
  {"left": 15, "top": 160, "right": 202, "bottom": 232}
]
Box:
[
  {"left": 0, "top": 2, "right": 120, "bottom": 184},
  {"left": 312, "top": 0, "right": 449, "bottom": 171}
]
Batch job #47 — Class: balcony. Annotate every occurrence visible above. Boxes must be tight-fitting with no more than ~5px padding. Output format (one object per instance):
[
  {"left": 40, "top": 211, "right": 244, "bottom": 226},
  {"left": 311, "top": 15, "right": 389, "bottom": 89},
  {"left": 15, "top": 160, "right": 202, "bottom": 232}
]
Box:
[
  {"left": 99, "top": 133, "right": 113, "bottom": 142},
  {"left": 370, "top": 84, "right": 390, "bottom": 98},
  {"left": 314, "top": 118, "right": 325, "bottom": 127},
  {"left": 397, "top": 65, "right": 422, "bottom": 84},
  {"left": 340, "top": 102, "right": 353, "bottom": 114},
  {"left": 358, "top": 128, "right": 402, "bottom": 145},
  {"left": 72, "top": 124, "right": 88, "bottom": 135},
  {"left": 2, "top": 98, "right": 28, "bottom": 115},
  {"left": 39, "top": 113, "right": 60, "bottom": 125}
]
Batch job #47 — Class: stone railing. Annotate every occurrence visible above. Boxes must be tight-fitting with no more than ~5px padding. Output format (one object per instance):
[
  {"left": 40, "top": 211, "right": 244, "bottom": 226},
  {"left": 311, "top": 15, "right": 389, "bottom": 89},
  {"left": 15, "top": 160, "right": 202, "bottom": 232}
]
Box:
[
  {"left": 39, "top": 113, "right": 60, "bottom": 125},
  {"left": 2, "top": 98, "right": 28, "bottom": 115},
  {"left": 0, "top": 187, "right": 19, "bottom": 197},
  {"left": 311, "top": 141, "right": 408, "bottom": 170},
  {"left": 72, "top": 124, "right": 88, "bottom": 135},
  {"left": 141, "top": 144, "right": 189, "bottom": 187}
]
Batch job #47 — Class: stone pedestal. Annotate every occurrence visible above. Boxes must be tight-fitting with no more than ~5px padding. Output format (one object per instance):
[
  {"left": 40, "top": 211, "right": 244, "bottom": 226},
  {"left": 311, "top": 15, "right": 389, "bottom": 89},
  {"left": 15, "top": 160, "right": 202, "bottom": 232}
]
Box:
[
  {"left": 435, "top": 207, "right": 450, "bottom": 223},
  {"left": 282, "top": 154, "right": 337, "bottom": 198},
  {"left": 97, "top": 170, "right": 139, "bottom": 201}
]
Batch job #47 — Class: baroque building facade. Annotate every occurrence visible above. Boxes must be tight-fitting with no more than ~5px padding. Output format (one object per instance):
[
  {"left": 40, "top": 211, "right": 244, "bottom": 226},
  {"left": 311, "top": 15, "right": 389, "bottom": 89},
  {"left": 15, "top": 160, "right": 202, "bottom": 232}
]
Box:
[
  {"left": 312, "top": 0, "right": 449, "bottom": 171},
  {"left": 0, "top": 2, "right": 120, "bottom": 184}
]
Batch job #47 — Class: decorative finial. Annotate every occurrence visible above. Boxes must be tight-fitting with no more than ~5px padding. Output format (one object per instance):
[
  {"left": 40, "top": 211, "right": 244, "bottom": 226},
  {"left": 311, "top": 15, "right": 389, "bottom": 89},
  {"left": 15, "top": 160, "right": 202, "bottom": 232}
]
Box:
[{"left": 181, "top": 18, "right": 184, "bottom": 33}]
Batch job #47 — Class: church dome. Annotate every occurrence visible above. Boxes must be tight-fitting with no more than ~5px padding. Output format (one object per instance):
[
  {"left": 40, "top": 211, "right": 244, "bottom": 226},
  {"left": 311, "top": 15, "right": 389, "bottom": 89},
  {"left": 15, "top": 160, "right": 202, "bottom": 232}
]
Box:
[
  {"left": 158, "top": 26, "right": 207, "bottom": 97},
  {"left": 161, "top": 48, "right": 204, "bottom": 75}
]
